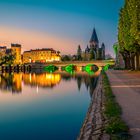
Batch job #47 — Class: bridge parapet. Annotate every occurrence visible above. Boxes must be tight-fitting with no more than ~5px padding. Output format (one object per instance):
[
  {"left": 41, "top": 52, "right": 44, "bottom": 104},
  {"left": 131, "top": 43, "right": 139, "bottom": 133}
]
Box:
[{"left": 25, "top": 60, "right": 115, "bottom": 68}]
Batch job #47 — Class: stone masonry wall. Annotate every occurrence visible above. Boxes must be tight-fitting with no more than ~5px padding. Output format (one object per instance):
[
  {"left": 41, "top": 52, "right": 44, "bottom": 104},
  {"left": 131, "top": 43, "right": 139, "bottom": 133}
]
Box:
[{"left": 77, "top": 75, "right": 110, "bottom": 140}]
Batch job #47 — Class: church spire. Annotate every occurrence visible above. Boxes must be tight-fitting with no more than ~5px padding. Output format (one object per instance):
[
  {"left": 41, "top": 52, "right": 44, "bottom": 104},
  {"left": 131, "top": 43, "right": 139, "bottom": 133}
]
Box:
[{"left": 90, "top": 28, "right": 99, "bottom": 43}]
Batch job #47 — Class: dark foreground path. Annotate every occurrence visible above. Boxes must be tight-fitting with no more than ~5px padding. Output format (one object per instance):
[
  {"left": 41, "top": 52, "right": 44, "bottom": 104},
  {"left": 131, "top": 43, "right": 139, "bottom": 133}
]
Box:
[{"left": 106, "top": 70, "right": 140, "bottom": 140}]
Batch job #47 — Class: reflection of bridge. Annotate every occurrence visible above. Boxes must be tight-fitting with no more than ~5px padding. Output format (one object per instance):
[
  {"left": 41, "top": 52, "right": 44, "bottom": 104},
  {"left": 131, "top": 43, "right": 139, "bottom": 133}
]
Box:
[{"left": 25, "top": 60, "right": 115, "bottom": 69}]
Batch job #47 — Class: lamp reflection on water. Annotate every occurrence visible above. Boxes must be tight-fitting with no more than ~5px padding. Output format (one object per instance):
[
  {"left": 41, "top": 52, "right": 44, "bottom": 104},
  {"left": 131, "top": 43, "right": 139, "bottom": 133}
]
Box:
[
  {"left": 23, "top": 73, "right": 61, "bottom": 88},
  {"left": 0, "top": 73, "right": 61, "bottom": 94},
  {"left": 0, "top": 70, "right": 99, "bottom": 96}
]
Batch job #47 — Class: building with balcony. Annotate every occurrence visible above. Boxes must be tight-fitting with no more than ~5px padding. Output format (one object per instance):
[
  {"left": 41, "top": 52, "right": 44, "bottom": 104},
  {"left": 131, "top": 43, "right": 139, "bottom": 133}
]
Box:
[{"left": 23, "top": 48, "right": 61, "bottom": 64}]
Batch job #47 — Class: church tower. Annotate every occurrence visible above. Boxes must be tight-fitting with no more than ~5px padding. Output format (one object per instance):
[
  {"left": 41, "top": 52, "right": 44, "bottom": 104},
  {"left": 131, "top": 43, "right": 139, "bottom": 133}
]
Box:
[
  {"left": 82, "top": 27, "right": 105, "bottom": 61},
  {"left": 101, "top": 43, "right": 105, "bottom": 60},
  {"left": 89, "top": 28, "right": 99, "bottom": 60},
  {"left": 89, "top": 28, "right": 99, "bottom": 49}
]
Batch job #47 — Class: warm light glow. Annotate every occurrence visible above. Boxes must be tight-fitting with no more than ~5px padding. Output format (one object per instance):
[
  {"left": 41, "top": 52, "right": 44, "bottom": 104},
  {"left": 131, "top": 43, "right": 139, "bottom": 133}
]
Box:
[
  {"left": 23, "top": 49, "right": 61, "bottom": 63},
  {"left": 29, "top": 74, "right": 32, "bottom": 83},
  {"left": 76, "top": 66, "right": 82, "bottom": 72},
  {"left": 23, "top": 73, "right": 61, "bottom": 87},
  {"left": 13, "top": 73, "right": 22, "bottom": 92}
]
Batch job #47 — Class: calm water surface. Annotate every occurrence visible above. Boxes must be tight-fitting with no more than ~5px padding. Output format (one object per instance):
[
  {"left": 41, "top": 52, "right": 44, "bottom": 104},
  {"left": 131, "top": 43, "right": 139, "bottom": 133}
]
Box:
[{"left": 0, "top": 71, "right": 99, "bottom": 140}]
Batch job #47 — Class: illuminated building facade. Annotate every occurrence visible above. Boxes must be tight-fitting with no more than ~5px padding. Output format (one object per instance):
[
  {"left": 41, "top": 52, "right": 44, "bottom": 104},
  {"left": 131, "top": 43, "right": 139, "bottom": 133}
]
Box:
[
  {"left": 11, "top": 44, "right": 22, "bottom": 64},
  {"left": 23, "top": 48, "right": 61, "bottom": 63},
  {"left": 0, "top": 44, "right": 22, "bottom": 65}
]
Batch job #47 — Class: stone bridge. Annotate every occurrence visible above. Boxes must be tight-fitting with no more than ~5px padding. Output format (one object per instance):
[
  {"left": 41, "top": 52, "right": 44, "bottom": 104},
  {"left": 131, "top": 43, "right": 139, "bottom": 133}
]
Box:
[{"left": 25, "top": 60, "right": 115, "bottom": 69}]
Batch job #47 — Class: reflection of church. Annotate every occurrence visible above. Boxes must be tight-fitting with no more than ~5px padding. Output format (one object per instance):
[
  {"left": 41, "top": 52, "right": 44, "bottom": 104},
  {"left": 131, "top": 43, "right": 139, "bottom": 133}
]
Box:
[
  {"left": 76, "top": 75, "right": 98, "bottom": 97},
  {"left": 58, "top": 73, "right": 98, "bottom": 97},
  {"left": 0, "top": 72, "right": 98, "bottom": 96},
  {"left": 82, "top": 28, "right": 105, "bottom": 60}
]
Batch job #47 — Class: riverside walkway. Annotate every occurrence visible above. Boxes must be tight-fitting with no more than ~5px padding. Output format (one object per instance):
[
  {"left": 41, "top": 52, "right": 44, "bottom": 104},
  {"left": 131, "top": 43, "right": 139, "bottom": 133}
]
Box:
[{"left": 106, "top": 70, "right": 140, "bottom": 140}]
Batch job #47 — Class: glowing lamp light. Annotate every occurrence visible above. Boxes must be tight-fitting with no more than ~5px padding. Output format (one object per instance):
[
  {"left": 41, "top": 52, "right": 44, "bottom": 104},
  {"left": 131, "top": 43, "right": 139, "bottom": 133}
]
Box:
[
  {"left": 103, "top": 64, "right": 110, "bottom": 71},
  {"left": 43, "top": 65, "right": 58, "bottom": 73},
  {"left": 64, "top": 64, "right": 75, "bottom": 75},
  {"left": 76, "top": 66, "right": 82, "bottom": 71},
  {"left": 84, "top": 64, "right": 95, "bottom": 75},
  {"left": 29, "top": 58, "right": 31, "bottom": 63}
]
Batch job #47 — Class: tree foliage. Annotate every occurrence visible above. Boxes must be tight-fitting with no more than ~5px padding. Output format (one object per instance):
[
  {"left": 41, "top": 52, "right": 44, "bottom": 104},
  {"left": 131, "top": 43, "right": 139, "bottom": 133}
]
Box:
[
  {"left": 61, "top": 55, "right": 71, "bottom": 61},
  {"left": 118, "top": 0, "right": 140, "bottom": 69},
  {"left": 0, "top": 54, "right": 15, "bottom": 66},
  {"left": 77, "top": 45, "right": 82, "bottom": 60}
]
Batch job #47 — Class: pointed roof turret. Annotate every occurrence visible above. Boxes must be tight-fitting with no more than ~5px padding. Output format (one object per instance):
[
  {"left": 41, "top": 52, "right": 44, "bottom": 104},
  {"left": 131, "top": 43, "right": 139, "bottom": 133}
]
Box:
[
  {"left": 85, "top": 45, "right": 90, "bottom": 53},
  {"left": 101, "top": 43, "right": 105, "bottom": 49},
  {"left": 90, "top": 28, "right": 99, "bottom": 43}
]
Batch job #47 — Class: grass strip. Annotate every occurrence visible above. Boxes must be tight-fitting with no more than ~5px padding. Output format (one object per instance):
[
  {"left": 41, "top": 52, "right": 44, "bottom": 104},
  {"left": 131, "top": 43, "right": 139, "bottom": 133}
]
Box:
[{"left": 102, "top": 70, "right": 131, "bottom": 140}]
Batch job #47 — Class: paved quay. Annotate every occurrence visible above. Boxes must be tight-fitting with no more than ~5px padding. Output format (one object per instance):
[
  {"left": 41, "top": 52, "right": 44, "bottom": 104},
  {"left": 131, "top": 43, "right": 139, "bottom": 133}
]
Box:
[{"left": 106, "top": 70, "right": 140, "bottom": 140}]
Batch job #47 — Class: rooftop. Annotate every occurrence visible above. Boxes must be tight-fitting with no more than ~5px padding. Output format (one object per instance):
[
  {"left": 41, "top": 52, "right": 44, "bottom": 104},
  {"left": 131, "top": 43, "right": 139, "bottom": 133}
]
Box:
[
  {"left": 90, "top": 28, "right": 99, "bottom": 43},
  {"left": 23, "top": 48, "right": 57, "bottom": 53},
  {"left": 11, "top": 43, "right": 21, "bottom": 48},
  {"left": 0, "top": 46, "right": 7, "bottom": 49}
]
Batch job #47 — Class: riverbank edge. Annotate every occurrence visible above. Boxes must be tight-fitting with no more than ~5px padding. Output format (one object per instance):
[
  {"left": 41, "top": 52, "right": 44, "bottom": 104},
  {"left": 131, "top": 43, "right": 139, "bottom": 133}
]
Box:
[
  {"left": 77, "top": 73, "right": 109, "bottom": 140},
  {"left": 77, "top": 71, "right": 130, "bottom": 140}
]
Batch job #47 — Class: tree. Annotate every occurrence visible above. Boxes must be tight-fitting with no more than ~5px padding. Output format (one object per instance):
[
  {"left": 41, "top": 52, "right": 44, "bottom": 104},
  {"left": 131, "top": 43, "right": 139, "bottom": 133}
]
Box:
[
  {"left": 77, "top": 45, "right": 82, "bottom": 60},
  {"left": 113, "top": 43, "right": 119, "bottom": 57},
  {"left": 57, "top": 51, "right": 60, "bottom": 55},
  {"left": 118, "top": 0, "right": 140, "bottom": 69},
  {"left": 118, "top": 7, "right": 131, "bottom": 69},
  {"left": 128, "top": 0, "right": 140, "bottom": 69},
  {"left": 128, "top": 0, "right": 140, "bottom": 45},
  {"left": 61, "top": 55, "right": 71, "bottom": 61},
  {"left": 0, "top": 54, "right": 15, "bottom": 66}
]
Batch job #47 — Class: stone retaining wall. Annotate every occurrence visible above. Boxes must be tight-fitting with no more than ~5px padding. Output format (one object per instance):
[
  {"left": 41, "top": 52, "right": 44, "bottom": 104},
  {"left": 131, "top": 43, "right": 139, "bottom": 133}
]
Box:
[{"left": 77, "top": 74, "right": 110, "bottom": 140}]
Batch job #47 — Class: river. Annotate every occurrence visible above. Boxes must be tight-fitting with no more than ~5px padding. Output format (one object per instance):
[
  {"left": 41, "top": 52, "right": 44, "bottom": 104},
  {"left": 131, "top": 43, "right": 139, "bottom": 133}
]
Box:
[{"left": 0, "top": 71, "right": 99, "bottom": 140}]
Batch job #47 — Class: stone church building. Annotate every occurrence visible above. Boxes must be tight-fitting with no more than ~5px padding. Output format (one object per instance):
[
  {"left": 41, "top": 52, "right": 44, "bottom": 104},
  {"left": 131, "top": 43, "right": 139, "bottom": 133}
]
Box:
[{"left": 81, "top": 28, "right": 105, "bottom": 60}]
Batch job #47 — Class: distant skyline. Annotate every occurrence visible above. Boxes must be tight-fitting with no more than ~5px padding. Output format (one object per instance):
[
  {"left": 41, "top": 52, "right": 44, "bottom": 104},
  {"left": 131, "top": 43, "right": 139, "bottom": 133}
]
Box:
[{"left": 0, "top": 0, "right": 124, "bottom": 56}]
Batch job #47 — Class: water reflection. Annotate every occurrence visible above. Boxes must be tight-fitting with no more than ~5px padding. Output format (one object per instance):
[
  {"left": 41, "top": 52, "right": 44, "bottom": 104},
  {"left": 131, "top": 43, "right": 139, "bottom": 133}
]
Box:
[
  {"left": 0, "top": 71, "right": 99, "bottom": 140},
  {"left": 0, "top": 71, "right": 99, "bottom": 96},
  {"left": 23, "top": 73, "right": 61, "bottom": 88},
  {"left": 0, "top": 73, "right": 22, "bottom": 93}
]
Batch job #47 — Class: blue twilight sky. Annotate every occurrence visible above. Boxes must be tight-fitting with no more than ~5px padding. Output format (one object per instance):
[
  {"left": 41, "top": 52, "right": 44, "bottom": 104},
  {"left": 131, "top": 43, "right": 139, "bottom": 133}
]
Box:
[{"left": 0, "top": 0, "right": 124, "bottom": 55}]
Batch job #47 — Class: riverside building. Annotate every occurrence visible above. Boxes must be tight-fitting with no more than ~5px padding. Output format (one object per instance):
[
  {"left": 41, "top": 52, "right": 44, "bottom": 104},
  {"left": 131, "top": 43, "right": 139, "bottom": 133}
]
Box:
[
  {"left": 0, "top": 44, "right": 22, "bottom": 65},
  {"left": 11, "top": 44, "right": 22, "bottom": 65},
  {"left": 23, "top": 48, "right": 61, "bottom": 64}
]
